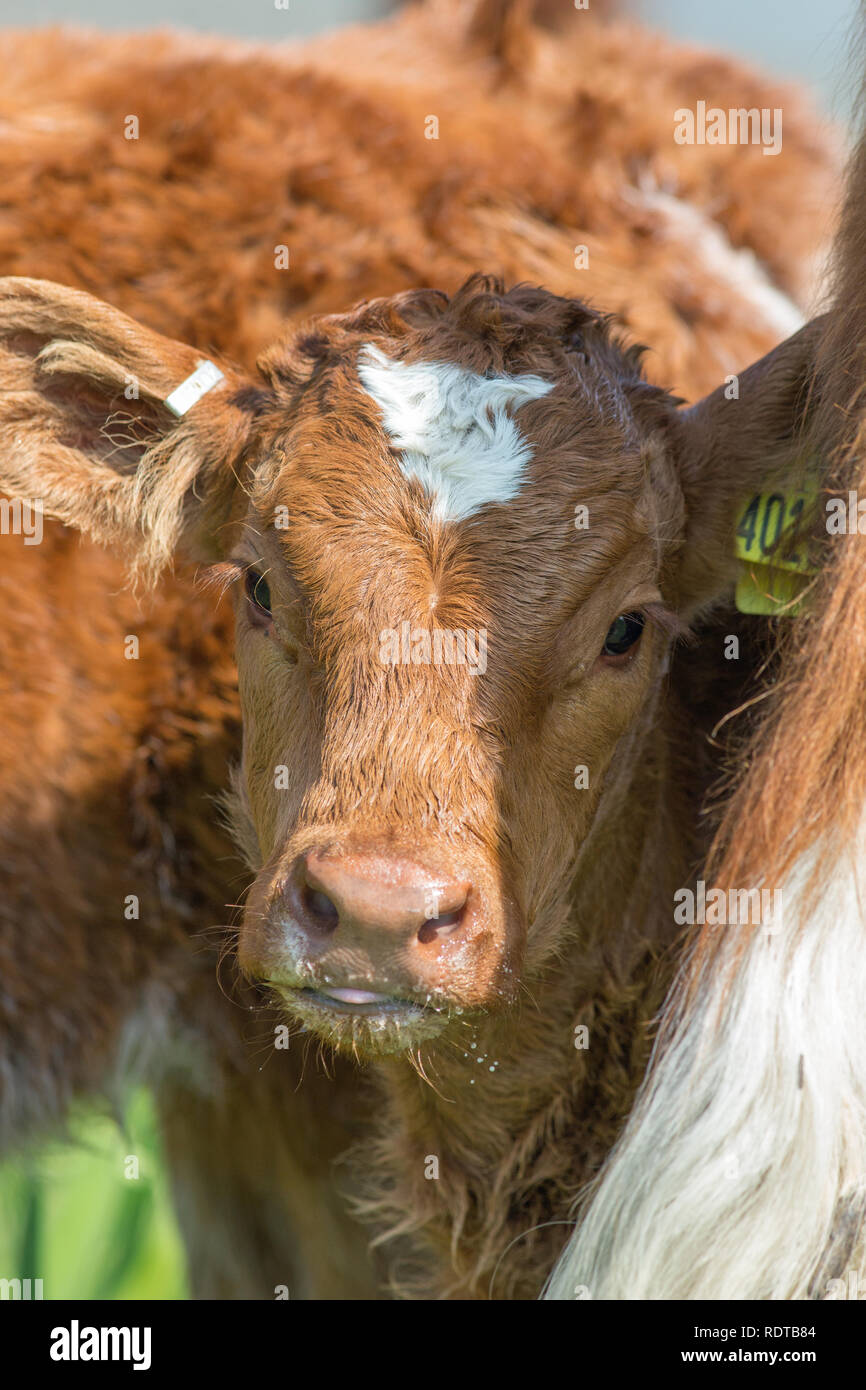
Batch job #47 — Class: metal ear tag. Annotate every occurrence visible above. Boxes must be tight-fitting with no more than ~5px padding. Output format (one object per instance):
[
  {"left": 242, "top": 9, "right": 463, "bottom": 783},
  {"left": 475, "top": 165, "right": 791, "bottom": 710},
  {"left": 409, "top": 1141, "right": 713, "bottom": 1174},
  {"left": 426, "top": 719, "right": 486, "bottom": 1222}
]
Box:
[{"left": 164, "top": 360, "right": 224, "bottom": 417}]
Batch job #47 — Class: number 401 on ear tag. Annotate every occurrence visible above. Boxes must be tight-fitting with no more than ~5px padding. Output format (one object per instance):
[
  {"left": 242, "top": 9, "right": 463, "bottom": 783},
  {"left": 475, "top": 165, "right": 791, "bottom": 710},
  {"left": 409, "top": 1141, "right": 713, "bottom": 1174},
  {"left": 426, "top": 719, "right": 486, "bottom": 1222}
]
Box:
[{"left": 734, "top": 484, "right": 817, "bottom": 616}]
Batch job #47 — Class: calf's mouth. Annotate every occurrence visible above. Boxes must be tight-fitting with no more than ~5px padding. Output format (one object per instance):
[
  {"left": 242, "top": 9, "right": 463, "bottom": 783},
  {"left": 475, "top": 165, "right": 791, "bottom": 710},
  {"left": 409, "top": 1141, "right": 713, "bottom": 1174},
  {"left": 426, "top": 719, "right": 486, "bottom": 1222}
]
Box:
[
  {"left": 295, "top": 984, "right": 425, "bottom": 1015},
  {"left": 267, "top": 976, "right": 453, "bottom": 1054}
]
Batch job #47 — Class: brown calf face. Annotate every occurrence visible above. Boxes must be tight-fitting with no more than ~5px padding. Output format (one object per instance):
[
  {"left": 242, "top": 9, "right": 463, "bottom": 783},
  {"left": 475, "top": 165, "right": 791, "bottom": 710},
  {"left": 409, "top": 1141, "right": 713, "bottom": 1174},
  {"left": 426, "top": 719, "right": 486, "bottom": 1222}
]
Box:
[
  {"left": 226, "top": 284, "right": 686, "bottom": 1054},
  {"left": 0, "top": 276, "right": 820, "bottom": 1060}
]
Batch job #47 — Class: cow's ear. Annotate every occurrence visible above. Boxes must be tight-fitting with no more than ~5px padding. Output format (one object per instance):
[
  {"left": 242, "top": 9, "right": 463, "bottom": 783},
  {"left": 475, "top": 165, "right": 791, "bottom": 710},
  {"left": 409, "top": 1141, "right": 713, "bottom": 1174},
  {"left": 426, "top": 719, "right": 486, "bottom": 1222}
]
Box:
[
  {"left": 668, "top": 317, "right": 826, "bottom": 616},
  {"left": 0, "top": 277, "right": 263, "bottom": 581}
]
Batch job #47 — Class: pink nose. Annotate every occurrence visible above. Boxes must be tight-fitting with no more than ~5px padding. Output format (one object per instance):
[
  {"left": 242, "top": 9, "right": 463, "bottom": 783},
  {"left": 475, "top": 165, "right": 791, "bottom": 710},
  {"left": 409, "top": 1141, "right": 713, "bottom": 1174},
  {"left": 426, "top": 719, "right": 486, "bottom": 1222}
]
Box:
[{"left": 285, "top": 847, "right": 473, "bottom": 951}]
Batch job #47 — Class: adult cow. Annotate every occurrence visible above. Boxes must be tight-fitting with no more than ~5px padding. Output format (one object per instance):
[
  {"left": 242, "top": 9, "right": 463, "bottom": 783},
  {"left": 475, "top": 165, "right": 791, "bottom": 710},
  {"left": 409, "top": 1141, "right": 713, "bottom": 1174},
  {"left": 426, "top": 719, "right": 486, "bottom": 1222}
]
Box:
[{"left": 550, "top": 43, "right": 866, "bottom": 1301}]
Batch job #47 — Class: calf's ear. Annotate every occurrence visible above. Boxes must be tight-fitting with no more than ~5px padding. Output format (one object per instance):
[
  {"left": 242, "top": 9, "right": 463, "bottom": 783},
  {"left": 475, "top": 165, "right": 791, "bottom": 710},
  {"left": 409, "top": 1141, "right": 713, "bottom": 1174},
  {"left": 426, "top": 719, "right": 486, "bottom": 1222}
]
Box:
[
  {"left": 668, "top": 316, "right": 827, "bottom": 616},
  {"left": 0, "top": 277, "right": 260, "bottom": 581}
]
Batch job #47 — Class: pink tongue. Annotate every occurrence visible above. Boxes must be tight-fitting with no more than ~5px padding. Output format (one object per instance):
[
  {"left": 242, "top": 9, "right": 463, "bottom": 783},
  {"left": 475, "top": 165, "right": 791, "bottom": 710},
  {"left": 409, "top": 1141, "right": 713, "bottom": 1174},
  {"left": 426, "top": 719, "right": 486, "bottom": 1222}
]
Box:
[{"left": 324, "top": 987, "right": 390, "bottom": 1005}]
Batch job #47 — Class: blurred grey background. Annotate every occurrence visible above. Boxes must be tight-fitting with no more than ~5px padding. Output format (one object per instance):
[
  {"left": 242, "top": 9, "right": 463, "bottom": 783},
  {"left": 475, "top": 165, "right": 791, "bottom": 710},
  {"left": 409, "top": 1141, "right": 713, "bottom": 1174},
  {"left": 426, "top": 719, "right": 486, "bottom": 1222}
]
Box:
[{"left": 0, "top": 0, "right": 860, "bottom": 121}]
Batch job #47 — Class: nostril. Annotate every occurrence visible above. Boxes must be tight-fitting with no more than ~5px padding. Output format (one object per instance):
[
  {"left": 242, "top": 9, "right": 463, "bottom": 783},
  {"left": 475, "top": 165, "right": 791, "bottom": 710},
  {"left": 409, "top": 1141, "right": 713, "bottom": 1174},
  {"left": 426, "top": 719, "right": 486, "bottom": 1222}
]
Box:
[
  {"left": 301, "top": 883, "right": 340, "bottom": 931},
  {"left": 417, "top": 904, "right": 466, "bottom": 945}
]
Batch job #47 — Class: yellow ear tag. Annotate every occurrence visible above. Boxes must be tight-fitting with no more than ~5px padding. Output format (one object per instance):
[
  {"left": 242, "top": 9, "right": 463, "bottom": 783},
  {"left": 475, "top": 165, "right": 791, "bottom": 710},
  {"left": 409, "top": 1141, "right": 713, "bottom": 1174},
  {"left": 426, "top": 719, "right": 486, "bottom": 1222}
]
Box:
[{"left": 734, "top": 484, "right": 817, "bottom": 616}]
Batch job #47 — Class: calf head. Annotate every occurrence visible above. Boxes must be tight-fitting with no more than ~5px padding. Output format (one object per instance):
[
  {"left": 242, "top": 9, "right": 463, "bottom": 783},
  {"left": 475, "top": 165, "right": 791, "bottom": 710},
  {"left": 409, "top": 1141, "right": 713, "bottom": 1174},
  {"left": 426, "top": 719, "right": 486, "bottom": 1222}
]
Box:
[{"left": 0, "top": 276, "right": 821, "bottom": 1056}]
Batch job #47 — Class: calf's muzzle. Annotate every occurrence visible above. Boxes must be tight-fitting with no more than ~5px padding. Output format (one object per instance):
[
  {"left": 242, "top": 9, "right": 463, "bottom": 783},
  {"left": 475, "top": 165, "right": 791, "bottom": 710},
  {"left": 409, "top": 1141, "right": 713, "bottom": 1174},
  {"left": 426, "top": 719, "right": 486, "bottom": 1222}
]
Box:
[{"left": 239, "top": 837, "right": 521, "bottom": 1028}]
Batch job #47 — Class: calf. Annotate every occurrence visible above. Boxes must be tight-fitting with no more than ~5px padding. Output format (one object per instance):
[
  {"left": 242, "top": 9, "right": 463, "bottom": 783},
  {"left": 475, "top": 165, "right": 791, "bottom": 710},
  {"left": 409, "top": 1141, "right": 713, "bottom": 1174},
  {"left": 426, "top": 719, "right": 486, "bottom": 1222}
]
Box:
[
  {"left": 0, "top": 2, "right": 842, "bottom": 1296},
  {"left": 0, "top": 268, "right": 830, "bottom": 1296}
]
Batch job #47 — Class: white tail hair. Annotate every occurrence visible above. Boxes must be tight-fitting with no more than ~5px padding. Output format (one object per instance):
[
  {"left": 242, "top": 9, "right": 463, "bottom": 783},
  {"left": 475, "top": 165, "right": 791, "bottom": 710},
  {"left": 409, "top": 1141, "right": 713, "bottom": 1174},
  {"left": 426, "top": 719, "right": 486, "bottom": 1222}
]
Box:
[{"left": 546, "top": 840, "right": 866, "bottom": 1299}]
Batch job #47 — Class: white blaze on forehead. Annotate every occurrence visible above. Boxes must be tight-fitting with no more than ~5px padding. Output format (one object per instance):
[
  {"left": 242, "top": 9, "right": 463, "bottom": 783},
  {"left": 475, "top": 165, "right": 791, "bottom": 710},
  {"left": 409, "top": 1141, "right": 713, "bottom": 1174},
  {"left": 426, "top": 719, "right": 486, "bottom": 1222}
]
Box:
[{"left": 357, "top": 343, "right": 553, "bottom": 521}]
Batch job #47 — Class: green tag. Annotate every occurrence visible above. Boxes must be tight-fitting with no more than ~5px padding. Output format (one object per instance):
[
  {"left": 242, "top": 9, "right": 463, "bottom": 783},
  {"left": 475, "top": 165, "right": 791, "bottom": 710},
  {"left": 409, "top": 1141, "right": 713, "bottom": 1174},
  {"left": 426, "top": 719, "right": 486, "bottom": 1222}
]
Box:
[{"left": 734, "top": 485, "right": 817, "bottom": 616}]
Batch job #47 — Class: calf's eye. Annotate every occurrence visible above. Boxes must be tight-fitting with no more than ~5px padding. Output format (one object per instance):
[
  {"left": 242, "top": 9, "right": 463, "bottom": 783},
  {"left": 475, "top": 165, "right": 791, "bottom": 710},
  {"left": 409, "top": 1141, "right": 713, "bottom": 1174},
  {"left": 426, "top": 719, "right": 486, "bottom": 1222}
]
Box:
[
  {"left": 602, "top": 612, "right": 644, "bottom": 658},
  {"left": 245, "top": 568, "right": 272, "bottom": 622}
]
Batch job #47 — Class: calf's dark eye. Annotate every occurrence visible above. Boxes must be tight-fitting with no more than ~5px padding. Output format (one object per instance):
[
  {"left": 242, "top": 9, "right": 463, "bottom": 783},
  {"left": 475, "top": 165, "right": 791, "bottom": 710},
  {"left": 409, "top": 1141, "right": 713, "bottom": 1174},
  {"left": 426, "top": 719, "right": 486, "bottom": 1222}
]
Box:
[
  {"left": 245, "top": 568, "right": 272, "bottom": 620},
  {"left": 602, "top": 612, "right": 644, "bottom": 657}
]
